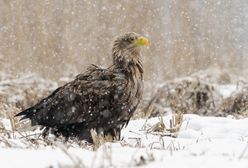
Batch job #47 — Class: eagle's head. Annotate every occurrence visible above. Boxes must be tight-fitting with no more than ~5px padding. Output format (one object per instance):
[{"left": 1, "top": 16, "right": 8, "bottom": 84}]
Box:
[{"left": 112, "top": 32, "right": 149, "bottom": 67}]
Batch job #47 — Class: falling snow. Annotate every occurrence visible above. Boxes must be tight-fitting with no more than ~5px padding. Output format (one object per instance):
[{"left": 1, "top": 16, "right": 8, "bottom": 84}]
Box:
[{"left": 1, "top": 0, "right": 248, "bottom": 168}]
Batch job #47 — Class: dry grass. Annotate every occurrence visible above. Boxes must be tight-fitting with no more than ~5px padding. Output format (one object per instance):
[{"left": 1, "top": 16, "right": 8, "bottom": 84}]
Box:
[
  {"left": 0, "top": 0, "right": 168, "bottom": 81},
  {"left": 143, "top": 77, "right": 221, "bottom": 117},
  {"left": 1, "top": 1, "right": 247, "bottom": 82},
  {"left": 146, "top": 117, "right": 166, "bottom": 133},
  {"left": 216, "top": 86, "right": 248, "bottom": 117},
  {"left": 141, "top": 112, "right": 184, "bottom": 139},
  {"left": 90, "top": 129, "right": 118, "bottom": 150},
  {"left": 167, "top": 112, "right": 184, "bottom": 134},
  {"left": 0, "top": 73, "right": 57, "bottom": 118}
]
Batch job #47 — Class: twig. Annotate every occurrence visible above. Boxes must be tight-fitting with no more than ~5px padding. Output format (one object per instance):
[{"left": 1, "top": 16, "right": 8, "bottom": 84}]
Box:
[
  {"left": 238, "top": 143, "right": 248, "bottom": 160},
  {"left": 59, "top": 145, "right": 86, "bottom": 168}
]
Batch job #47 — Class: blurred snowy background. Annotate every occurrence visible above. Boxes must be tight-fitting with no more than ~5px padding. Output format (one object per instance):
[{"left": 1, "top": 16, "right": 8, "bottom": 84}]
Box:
[{"left": 1, "top": 0, "right": 248, "bottom": 81}]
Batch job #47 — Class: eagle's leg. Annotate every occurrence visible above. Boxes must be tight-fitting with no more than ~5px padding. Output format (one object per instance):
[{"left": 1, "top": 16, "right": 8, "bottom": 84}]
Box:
[
  {"left": 41, "top": 127, "right": 50, "bottom": 138},
  {"left": 104, "top": 127, "right": 121, "bottom": 140}
]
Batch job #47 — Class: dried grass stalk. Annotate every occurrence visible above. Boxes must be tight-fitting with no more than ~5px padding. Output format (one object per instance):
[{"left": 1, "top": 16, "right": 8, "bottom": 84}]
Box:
[{"left": 90, "top": 129, "right": 116, "bottom": 150}]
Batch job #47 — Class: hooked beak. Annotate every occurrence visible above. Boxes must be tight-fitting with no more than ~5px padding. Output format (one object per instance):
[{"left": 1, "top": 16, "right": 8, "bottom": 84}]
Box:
[{"left": 134, "top": 36, "right": 149, "bottom": 46}]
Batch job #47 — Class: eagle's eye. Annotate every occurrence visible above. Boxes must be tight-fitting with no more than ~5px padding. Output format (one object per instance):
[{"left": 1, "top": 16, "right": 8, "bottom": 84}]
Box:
[
  {"left": 124, "top": 37, "right": 136, "bottom": 44},
  {"left": 129, "top": 37, "right": 135, "bottom": 41}
]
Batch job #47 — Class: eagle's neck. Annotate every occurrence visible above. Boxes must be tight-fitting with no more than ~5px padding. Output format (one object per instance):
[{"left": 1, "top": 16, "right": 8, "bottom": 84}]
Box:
[
  {"left": 112, "top": 46, "right": 144, "bottom": 122},
  {"left": 112, "top": 49, "right": 144, "bottom": 108},
  {"left": 112, "top": 49, "right": 144, "bottom": 80},
  {"left": 126, "top": 60, "right": 144, "bottom": 81}
]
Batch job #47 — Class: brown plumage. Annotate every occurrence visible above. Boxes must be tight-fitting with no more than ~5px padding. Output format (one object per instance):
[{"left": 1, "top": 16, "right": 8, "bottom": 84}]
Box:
[{"left": 16, "top": 32, "right": 149, "bottom": 141}]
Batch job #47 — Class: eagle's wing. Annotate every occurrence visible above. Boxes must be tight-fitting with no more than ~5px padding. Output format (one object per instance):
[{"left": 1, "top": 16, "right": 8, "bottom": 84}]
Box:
[{"left": 16, "top": 64, "right": 128, "bottom": 127}]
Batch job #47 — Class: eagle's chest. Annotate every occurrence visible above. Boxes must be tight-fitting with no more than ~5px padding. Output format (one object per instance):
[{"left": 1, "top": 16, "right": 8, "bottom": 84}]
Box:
[
  {"left": 117, "top": 67, "right": 143, "bottom": 117},
  {"left": 129, "top": 71, "right": 143, "bottom": 103}
]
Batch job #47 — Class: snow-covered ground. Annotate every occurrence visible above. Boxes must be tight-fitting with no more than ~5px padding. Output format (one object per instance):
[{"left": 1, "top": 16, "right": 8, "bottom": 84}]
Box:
[
  {"left": 1, "top": 114, "right": 248, "bottom": 168},
  {"left": 1, "top": 70, "right": 248, "bottom": 168}
]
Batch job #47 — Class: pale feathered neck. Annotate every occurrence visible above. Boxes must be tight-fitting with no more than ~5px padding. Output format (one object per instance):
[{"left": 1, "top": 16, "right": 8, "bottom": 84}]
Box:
[{"left": 112, "top": 42, "right": 142, "bottom": 68}]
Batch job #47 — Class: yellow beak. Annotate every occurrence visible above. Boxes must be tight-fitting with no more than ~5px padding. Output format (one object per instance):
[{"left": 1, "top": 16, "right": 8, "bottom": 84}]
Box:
[{"left": 134, "top": 36, "right": 149, "bottom": 46}]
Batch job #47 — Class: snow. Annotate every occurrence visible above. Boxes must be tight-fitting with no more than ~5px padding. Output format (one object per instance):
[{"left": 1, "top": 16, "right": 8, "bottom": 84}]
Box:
[
  {"left": 1, "top": 114, "right": 248, "bottom": 168},
  {"left": 1, "top": 72, "right": 248, "bottom": 167},
  {"left": 216, "top": 84, "right": 239, "bottom": 98},
  {"left": 1, "top": 0, "right": 248, "bottom": 167},
  {"left": 0, "top": 70, "right": 248, "bottom": 167}
]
